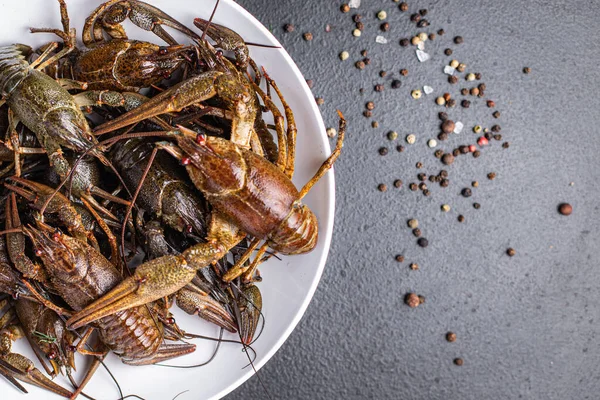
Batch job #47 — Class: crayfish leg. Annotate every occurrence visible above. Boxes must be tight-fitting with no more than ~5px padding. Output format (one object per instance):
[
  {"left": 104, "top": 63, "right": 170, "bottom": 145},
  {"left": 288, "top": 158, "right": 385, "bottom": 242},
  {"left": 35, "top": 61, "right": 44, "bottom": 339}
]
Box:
[{"left": 0, "top": 353, "right": 73, "bottom": 398}]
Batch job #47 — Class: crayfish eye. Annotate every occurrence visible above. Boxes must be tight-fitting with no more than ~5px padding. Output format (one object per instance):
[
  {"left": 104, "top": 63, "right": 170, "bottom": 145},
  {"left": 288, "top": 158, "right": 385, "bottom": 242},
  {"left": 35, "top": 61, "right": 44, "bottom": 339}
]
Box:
[
  {"left": 215, "top": 50, "right": 223, "bottom": 58},
  {"left": 162, "top": 72, "right": 172, "bottom": 79},
  {"left": 185, "top": 224, "right": 193, "bottom": 234},
  {"left": 52, "top": 231, "right": 62, "bottom": 241},
  {"left": 180, "top": 157, "right": 191, "bottom": 166},
  {"left": 67, "top": 345, "right": 77, "bottom": 353},
  {"left": 47, "top": 351, "right": 57, "bottom": 360},
  {"left": 195, "top": 134, "right": 207, "bottom": 145},
  {"left": 167, "top": 317, "right": 176, "bottom": 325},
  {"left": 158, "top": 46, "right": 169, "bottom": 56},
  {"left": 35, "top": 248, "right": 43, "bottom": 256}
]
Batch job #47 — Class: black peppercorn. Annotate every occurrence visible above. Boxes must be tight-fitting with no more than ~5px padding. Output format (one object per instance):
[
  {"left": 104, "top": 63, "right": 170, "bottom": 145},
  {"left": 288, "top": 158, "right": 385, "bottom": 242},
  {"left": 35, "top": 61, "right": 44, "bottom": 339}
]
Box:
[
  {"left": 397, "top": 145, "right": 405, "bottom": 152},
  {"left": 461, "top": 188, "right": 472, "bottom": 197},
  {"left": 440, "top": 170, "right": 448, "bottom": 178},
  {"left": 378, "top": 147, "right": 388, "bottom": 156},
  {"left": 283, "top": 24, "right": 295, "bottom": 32},
  {"left": 391, "top": 80, "right": 402, "bottom": 89},
  {"left": 440, "top": 179, "right": 449, "bottom": 187},
  {"left": 399, "top": 2, "right": 409, "bottom": 12},
  {"left": 444, "top": 48, "right": 453, "bottom": 56},
  {"left": 380, "top": 22, "right": 390, "bottom": 32},
  {"left": 461, "top": 99, "right": 471, "bottom": 108},
  {"left": 374, "top": 84, "right": 385, "bottom": 92},
  {"left": 353, "top": 14, "right": 362, "bottom": 22},
  {"left": 448, "top": 76, "right": 458, "bottom": 84},
  {"left": 491, "top": 125, "right": 501, "bottom": 132},
  {"left": 439, "top": 112, "right": 448, "bottom": 121},
  {"left": 473, "top": 150, "right": 481, "bottom": 158},
  {"left": 413, "top": 228, "right": 422, "bottom": 237},
  {"left": 454, "top": 36, "right": 463, "bottom": 44},
  {"left": 400, "top": 38, "right": 410, "bottom": 47},
  {"left": 409, "top": 183, "right": 418, "bottom": 191},
  {"left": 441, "top": 153, "right": 454, "bottom": 165},
  {"left": 417, "top": 238, "right": 429, "bottom": 248},
  {"left": 434, "top": 149, "right": 444, "bottom": 158},
  {"left": 473, "top": 202, "right": 481, "bottom": 209},
  {"left": 394, "top": 179, "right": 403, "bottom": 188},
  {"left": 410, "top": 13, "right": 421, "bottom": 23},
  {"left": 438, "top": 132, "right": 449, "bottom": 141},
  {"left": 452, "top": 149, "right": 460, "bottom": 157}
]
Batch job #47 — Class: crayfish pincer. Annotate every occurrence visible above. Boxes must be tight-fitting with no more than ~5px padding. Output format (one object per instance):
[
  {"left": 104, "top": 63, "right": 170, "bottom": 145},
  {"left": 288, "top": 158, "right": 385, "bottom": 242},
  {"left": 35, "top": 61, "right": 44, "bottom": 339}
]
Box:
[{"left": 67, "top": 115, "right": 345, "bottom": 329}]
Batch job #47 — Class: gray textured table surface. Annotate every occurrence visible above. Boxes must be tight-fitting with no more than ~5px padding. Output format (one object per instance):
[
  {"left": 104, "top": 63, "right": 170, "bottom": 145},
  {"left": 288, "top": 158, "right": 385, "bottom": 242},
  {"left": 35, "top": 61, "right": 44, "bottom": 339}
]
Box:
[{"left": 228, "top": 1, "right": 600, "bottom": 399}]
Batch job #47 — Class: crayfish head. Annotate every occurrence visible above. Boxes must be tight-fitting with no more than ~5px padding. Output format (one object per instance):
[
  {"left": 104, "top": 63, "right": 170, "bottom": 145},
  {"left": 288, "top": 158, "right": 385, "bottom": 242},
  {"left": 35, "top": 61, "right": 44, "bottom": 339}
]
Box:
[
  {"left": 116, "top": 42, "right": 190, "bottom": 86},
  {"left": 23, "top": 227, "right": 89, "bottom": 283}
]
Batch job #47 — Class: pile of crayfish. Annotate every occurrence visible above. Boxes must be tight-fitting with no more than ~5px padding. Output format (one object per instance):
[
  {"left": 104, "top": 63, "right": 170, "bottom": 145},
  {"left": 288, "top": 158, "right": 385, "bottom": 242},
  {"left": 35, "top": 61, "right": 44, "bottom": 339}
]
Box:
[{"left": 0, "top": 0, "right": 345, "bottom": 398}]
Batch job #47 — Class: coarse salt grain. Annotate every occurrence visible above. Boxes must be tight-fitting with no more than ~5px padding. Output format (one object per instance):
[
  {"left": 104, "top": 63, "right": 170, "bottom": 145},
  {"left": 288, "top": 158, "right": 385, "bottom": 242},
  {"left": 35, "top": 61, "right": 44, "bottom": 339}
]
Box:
[
  {"left": 417, "top": 41, "right": 424, "bottom": 50},
  {"left": 416, "top": 49, "right": 430, "bottom": 62},
  {"left": 443, "top": 65, "right": 455, "bottom": 75},
  {"left": 423, "top": 85, "right": 433, "bottom": 94},
  {"left": 375, "top": 36, "right": 388, "bottom": 44},
  {"left": 454, "top": 121, "right": 464, "bottom": 134},
  {"left": 348, "top": 0, "right": 361, "bottom": 8}
]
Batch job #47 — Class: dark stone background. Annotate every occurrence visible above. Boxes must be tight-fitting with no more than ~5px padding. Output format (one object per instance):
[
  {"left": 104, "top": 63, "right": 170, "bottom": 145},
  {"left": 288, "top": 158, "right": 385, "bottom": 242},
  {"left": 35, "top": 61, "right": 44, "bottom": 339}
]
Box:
[{"left": 229, "top": 1, "right": 600, "bottom": 399}]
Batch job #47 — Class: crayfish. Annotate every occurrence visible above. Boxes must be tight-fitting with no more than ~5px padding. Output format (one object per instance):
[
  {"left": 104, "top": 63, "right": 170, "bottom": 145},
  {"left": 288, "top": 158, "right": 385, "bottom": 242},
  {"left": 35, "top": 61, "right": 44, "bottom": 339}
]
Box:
[{"left": 0, "top": 0, "right": 345, "bottom": 398}]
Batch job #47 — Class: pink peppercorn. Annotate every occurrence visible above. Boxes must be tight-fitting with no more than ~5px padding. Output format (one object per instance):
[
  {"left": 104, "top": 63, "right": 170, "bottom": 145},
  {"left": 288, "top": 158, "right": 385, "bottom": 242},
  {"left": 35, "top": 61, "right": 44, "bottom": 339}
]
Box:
[{"left": 477, "top": 137, "right": 489, "bottom": 147}]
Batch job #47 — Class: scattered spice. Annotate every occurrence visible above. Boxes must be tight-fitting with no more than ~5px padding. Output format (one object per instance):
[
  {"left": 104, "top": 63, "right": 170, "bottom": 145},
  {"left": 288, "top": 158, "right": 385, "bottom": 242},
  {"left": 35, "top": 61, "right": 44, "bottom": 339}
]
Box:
[
  {"left": 340, "top": 3, "right": 350, "bottom": 13},
  {"left": 523, "top": 67, "right": 531, "bottom": 74},
  {"left": 472, "top": 181, "right": 479, "bottom": 188},
  {"left": 441, "top": 120, "right": 455, "bottom": 134},
  {"left": 400, "top": 38, "right": 410, "bottom": 47},
  {"left": 466, "top": 73, "right": 476, "bottom": 81},
  {"left": 303, "top": 32, "right": 313, "bottom": 41},
  {"left": 461, "top": 99, "right": 471, "bottom": 108},
  {"left": 409, "top": 263, "right": 419, "bottom": 270},
  {"left": 409, "top": 183, "right": 418, "bottom": 191},
  {"left": 326, "top": 128, "right": 337, "bottom": 138},
  {"left": 380, "top": 22, "right": 390, "bottom": 32},
  {"left": 438, "top": 29, "right": 445, "bottom": 35},
  {"left": 400, "top": 69, "right": 409, "bottom": 76},
  {"left": 395, "top": 254, "right": 405, "bottom": 262},
  {"left": 473, "top": 202, "right": 481, "bottom": 209},
  {"left": 487, "top": 172, "right": 496, "bottom": 180},
  {"left": 378, "top": 183, "right": 388, "bottom": 192},
  {"left": 436, "top": 96, "right": 446, "bottom": 106},
  {"left": 444, "top": 48, "right": 453, "bottom": 56},
  {"left": 454, "top": 36, "right": 463, "bottom": 44},
  {"left": 355, "top": 60, "right": 365, "bottom": 70},
  {"left": 399, "top": 2, "right": 409, "bottom": 12},
  {"left": 441, "top": 153, "right": 455, "bottom": 165},
  {"left": 339, "top": 51, "right": 350, "bottom": 61},
  {"left": 448, "top": 75, "right": 458, "bottom": 84},
  {"left": 457, "top": 215, "right": 465, "bottom": 223},
  {"left": 506, "top": 248, "right": 516, "bottom": 257},
  {"left": 315, "top": 97, "right": 324, "bottom": 106},
  {"left": 446, "top": 332, "right": 457, "bottom": 342},
  {"left": 397, "top": 145, "right": 405, "bottom": 152},
  {"left": 391, "top": 80, "right": 402, "bottom": 89},
  {"left": 411, "top": 89, "right": 422, "bottom": 99},
  {"left": 352, "top": 29, "right": 362, "bottom": 37},
  {"left": 377, "top": 10, "right": 387, "bottom": 20},
  {"left": 413, "top": 228, "right": 422, "bottom": 237},
  {"left": 461, "top": 188, "right": 472, "bottom": 198},
  {"left": 372, "top": 121, "right": 379, "bottom": 128},
  {"left": 394, "top": 179, "right": 403, "bottom": 188},
  {"left": 454, "top": 358, "right": 464, "bottom": 366},
  {"left": 366, "top": 101, "right": 375, "bottom": 110},
  {"left": 387, "top": 131, "right": 398, "bottom": 140},
  {"left": 428, "top": 139, "right": 438, "bottom": 148},
  {"left": 283, "top": 24, "right": 295, "bottom": 32},
  {"left": 502, "top": 142, "right": 510, "bottom": 149},
  {"left": 441, "top": 204, "right": 450, "bottom": 212},
  {"left": 558, "top": 203, "right": 572, "bottom": 216},
  {"left": 417, "top": 238, "right": 429, "bottom": 248},
  {"left": 405, "top": 293, "right": 420, "bottom": 308},
  {"left": 406, "top": 134, "right": 416, "bottom": 144},
  {"left": 378, "top": 147, "right": 388, "bottom": 156},
  {"left": 375, "top": 84, "right": 385, "bottom": 92},
  {"left": 408, "top": 219, "right": 419, "bottom": 229}
]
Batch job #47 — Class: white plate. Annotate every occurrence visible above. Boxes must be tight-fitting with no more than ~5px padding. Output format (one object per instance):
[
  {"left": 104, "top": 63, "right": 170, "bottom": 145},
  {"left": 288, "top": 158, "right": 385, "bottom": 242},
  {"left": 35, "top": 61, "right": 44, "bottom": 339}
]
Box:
[{"left": 1, "top": 1, "right": 334, "bottom": 399}]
